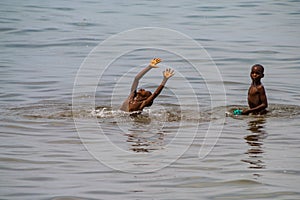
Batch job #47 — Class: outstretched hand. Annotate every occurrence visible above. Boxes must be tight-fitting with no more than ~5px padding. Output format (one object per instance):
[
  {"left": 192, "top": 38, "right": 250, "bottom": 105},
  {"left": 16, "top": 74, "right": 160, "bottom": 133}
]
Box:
[
  {"left": 163, "top": 68, "right": 175, "bottom": 79},
  {"left": 150, "top": 58, "right": 161, "bottom": 68}
]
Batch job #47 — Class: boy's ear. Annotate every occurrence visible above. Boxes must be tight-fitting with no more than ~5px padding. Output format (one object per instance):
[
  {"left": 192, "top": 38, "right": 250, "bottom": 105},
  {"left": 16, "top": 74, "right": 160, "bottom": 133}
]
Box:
[{"left": 262, "top": 73, "right": 264, "bottom": 78}]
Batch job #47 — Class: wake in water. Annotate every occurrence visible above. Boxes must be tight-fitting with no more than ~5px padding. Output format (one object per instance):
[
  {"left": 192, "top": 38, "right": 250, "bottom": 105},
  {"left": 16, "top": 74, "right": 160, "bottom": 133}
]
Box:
[
  {"left": 91, "top": 105, "right": 213, "bottom": 123},
  {"left": 3, "top": 101, "right": 299, "bottom": 154},
  {"left": 90, "top": 103, "right": 300, "bottom": 124},
  {"left": 225, "top": 104, "right": 300, "bottom": 119},
  {"left": 3, "top": 100, "right": 300, "bottom": 121}
]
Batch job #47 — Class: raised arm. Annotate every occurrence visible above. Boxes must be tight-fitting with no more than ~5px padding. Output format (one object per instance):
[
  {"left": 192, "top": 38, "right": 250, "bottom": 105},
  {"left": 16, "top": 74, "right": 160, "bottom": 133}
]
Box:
[
  {"left": 130, "top": 58, "right": 161, "bottom": 92},
  {"left": 141, "top": 68, "right": 175, "bottom": 108},
  {"left": 160, "top": 68, "right": 174, "bottom": 86}
]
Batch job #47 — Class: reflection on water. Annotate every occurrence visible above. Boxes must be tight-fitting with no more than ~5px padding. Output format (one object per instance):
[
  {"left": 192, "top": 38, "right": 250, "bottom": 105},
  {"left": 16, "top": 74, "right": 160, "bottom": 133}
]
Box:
[
  {"left": 126, "top": 131, "right": 165, "bottom": 153},
  {"left": 126, "top": 113, "right": 166, "bottom": 153},
  {"left": 242, "top": 118, "right": 267, "bottom": 170}
]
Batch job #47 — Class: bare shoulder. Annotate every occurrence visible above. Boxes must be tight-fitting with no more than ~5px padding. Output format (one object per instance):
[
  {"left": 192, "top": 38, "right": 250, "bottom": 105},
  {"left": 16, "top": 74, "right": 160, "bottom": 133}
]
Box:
[
  {"left": 256, "top": 84, "right": 267, "bottom": 95},
  {"left": 257, "top": 84, "right": 265, "bottom": 91}
]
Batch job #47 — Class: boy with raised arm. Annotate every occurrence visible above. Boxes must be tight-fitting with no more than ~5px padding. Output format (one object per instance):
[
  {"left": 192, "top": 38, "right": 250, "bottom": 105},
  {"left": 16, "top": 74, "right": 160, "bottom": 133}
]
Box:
[
  {"left": 120, "top": 58, "right": 175, "bottom": 112},
  {"left": 237, "top": 64, "right": 268, "bottom": 115}
]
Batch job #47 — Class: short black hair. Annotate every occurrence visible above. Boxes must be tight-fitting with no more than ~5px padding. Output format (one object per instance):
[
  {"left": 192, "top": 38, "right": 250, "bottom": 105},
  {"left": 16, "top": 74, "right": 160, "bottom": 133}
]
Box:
[{"left": 252, "top": 64, "right": 264, "bottom": 73}]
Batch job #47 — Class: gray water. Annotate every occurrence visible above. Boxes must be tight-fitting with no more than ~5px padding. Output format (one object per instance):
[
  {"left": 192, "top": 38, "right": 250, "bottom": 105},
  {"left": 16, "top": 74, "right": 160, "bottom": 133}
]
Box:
[{"left": 1, "top": 0, "right": 300, "bottom": 199}]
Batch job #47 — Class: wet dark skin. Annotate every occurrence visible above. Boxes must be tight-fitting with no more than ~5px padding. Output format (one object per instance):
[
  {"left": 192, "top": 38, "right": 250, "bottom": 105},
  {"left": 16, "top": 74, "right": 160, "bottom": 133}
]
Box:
[
  {"left": 120, "top": 58, "right": 175, "bottom": 112},
  {"left": 242, "top": 64, "right": 268, "bottom": 115}
]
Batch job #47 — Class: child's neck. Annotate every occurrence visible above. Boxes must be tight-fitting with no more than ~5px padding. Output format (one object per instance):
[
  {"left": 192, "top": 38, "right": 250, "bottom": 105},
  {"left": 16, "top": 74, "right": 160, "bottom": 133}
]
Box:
[{"left": 252, "top": 79, "right": 261, "bottom": 86}]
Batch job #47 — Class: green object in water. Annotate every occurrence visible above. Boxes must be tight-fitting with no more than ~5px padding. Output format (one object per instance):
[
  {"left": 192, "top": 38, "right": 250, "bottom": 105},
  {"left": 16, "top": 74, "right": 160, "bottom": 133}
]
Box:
[{"left": 233, "top": 109, "right": 243, "bottom": 115}]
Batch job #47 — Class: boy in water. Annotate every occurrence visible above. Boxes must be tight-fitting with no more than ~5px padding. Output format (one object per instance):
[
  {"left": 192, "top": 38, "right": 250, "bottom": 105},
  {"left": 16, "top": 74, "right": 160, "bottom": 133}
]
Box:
[
  {"left": 120, "top": 58, "right": 175, "bottom": 112},
  {"left": 241, "top": 64, "right": 268, "bottom": 115}
]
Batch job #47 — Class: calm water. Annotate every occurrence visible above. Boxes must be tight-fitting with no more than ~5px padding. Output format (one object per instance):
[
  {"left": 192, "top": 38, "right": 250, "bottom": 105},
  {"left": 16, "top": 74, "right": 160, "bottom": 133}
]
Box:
[{"left": 1, "top": 0, "right": 300, "bottom": 199}]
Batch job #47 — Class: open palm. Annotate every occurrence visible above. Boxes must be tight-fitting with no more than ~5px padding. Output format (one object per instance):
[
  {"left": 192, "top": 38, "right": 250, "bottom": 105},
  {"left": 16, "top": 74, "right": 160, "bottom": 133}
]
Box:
[
  {"left": 150, "top": 58, "right": 161, "bottom": 68},
  {"left": 163, "top": 68, "right": 175, "bottom": 79}
]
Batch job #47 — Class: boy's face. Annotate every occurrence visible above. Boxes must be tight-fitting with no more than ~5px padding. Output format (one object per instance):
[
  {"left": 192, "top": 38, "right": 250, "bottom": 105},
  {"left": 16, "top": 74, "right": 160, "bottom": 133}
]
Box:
[{"left": 250, "top": 66, "right": 264, "bottom": 81}]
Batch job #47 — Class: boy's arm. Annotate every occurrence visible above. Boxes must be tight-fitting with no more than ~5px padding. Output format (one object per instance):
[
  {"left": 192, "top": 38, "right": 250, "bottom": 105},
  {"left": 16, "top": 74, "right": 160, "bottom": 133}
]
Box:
[
  {"left": 141, "top": 68, "right": 175, "bottom": 108},
  {"left": 243, "top": 86, "right": 268, "bottom": 114},
  {"left": 130, "top": 58, "right": 161, "bottom": 92}
]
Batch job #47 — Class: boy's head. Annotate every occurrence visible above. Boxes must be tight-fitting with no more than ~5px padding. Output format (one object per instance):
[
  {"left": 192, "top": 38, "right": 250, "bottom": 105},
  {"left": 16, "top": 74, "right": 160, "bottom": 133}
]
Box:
[
  {"left": 252, "top": 64, "right": 264, "bottom": 73},
  {"left": 136, "top": 88, "right": 152, "bottom": 100},
  {"left": 250, "top": 64, "right": 264, "bottom": 80}
]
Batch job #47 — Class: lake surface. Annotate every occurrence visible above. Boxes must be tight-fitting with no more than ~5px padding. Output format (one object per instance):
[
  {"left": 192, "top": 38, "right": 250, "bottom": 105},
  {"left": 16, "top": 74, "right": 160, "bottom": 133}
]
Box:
[{"left": 1, "top": 0, "right": 300, "bottom": 199}]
